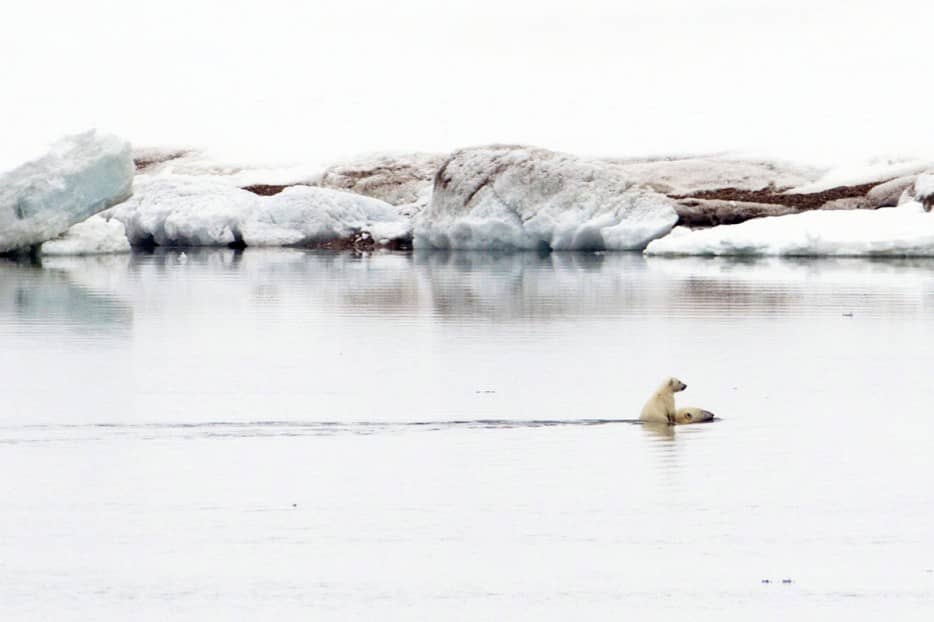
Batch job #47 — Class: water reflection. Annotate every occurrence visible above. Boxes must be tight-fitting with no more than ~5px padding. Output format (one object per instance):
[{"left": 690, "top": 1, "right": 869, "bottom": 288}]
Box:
[
  {"left": 3, "top": 248, "right": 933, "bottom": 620},
  {"left": 640, "top": 421, "right": 676, "bottom": 440},
  {"left": 644, "top": 255, "right": 934, "bottom": 317},
  {"left": 0, "top": 256, "right": 133, "bottom": 335},
  {"left": 412, "top": 251, "right": 646, "bottom": 321},
  {"left": 5, "top": 250, "right": 932, "bottom": 335}
]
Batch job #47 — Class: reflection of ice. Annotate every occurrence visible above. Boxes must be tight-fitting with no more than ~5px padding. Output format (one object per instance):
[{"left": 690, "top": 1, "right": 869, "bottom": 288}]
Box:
[
  {"left": 413, "top": 251, "right": 649, "bottom": 321},
  {"left": 645, "top": 254, "right": 934, "bottom": 316},
  {"left": 413, "top": 251, "right": 934, "bottom": 320},
  {"left": 8, "top": 250, "right": 933, "bottom": 335},
  {"left": 42, "top": 248, "right": 933, "bottom": 323},
  {"left": 0, "top": 258, "right": 133, "bottom": 334}
]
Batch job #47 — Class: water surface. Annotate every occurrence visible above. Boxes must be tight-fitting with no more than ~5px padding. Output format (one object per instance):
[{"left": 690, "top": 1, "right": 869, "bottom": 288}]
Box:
[{"left": 1, "top": 250, "right": 932, "bottom": 620}]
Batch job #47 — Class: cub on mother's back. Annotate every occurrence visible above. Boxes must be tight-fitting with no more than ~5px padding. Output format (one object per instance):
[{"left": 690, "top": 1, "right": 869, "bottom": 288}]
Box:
[{"left": 639, "top": 377, "right": 687, "bottom": 424}]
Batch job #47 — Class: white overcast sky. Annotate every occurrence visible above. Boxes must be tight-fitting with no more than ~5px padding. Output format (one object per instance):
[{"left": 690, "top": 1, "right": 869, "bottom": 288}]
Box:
[{"left": 1, "top": 0, "right": 931, "bottom": 167}]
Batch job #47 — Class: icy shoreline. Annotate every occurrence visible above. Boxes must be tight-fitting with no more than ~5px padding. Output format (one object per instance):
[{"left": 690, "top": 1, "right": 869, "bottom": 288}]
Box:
[
  {"left": 2, "top": 134, "right": 933, "bottom": 257},
  {"left": 645, "top": 202, "right": 934, "bottom": 257}
]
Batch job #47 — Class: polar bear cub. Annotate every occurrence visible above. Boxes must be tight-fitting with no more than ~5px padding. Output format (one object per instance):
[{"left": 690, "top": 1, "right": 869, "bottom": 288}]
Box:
[{"left": 640, "top": 377, "right": 687, "bottom": 424}]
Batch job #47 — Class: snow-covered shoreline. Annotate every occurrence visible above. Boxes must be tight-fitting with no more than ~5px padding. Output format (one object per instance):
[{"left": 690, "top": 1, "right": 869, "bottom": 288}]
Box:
[
  {"left": 645, "top": 202, "right": 934, "bottom": 257},
  {"left": 2, "top": 133, "right": 933, "bottom": 258}
]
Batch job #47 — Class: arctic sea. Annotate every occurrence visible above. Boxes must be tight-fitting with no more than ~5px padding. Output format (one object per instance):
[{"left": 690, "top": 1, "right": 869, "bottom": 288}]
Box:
[{"left": 1, "top": 250, "right": 933, "bottom": 620}]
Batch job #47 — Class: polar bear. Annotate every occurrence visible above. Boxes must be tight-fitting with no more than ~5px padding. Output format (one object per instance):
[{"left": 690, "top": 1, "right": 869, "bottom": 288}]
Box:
[
  {"left": 639, "top": 377, "right": 687, "bottom": 424},
  {"left": 674, "top": 407, "right": 716, "bottom": 424}
]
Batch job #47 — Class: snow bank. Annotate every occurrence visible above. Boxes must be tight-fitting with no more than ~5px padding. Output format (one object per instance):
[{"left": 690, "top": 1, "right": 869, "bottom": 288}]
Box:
[
  {"left": 415, "top": 146, "right": 679, "bottom": 251},
  {"left": 0, "top": 131, "right": 134, "bottom": 253},
  {"left": 131, "top": 148, "right": 322, "bottom": 188},
  {"left": 110, "top": 176, "right": 255, "bottom": 246},
  {"left": 242, "top": 186, "right": 410, "bottom": 247},
  {"left": 109, "top": 175, "right": 410, "bottom": 248},
  {"left": 787, "top": 159, "right": 933, "bottom": 194},
  {"left": 607, "top": 156, "right": 822, "bottom": 195},
  {"left": 314, "top": 152, "right": 446, "bottom": 206},
  {"left": 645, "top": 202, "right": 934, "bottom": 256},
  {"left": 40, "top": 215, "right": 130, "bottom": 255}
]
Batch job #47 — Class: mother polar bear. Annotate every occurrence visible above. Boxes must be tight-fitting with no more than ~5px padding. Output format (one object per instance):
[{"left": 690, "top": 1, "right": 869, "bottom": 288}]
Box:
[{"left": 639, "top": 377, "right": 715, "bottom": 425}]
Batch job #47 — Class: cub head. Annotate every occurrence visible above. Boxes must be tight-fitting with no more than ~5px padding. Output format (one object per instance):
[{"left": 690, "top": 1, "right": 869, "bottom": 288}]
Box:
[{"left": 667, "top": 377, "right": 687, "bottom": 392}]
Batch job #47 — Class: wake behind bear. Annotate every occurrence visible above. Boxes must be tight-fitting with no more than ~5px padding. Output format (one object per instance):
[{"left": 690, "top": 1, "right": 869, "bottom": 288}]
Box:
[{"left": 639, "top": 377, "right": 716, "bottom": 425}]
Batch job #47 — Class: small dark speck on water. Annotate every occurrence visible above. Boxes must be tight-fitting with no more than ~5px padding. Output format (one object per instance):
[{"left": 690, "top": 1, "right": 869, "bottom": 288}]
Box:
[
  {"left": 761, "top": 579, "right": 770, "bottom": 584},
  {"left": 782, "top": 579, "right": 793, "bottom": 584},
  {"left": 475, "top": 390, "right": 496, "bottom": 394},
  {"left": 292, "top": 504, "right": 297, "bottom": 508},
  {"left": 842, "top": 312, "right": 854, "bottom": 317}
]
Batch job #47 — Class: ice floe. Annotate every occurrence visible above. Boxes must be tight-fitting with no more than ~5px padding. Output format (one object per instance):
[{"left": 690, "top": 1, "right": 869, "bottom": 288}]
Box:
[
  {"left": 108, "top": 174, "right": 410, "bottom": 248},
  {"left": 415, "top": 146, "right": 679, "bottom": 251},
  {"left": 40, "top": 214, "right": 131, "bottom": 256},
  {"left": 242, "top": 185, "right": 410, "bottom": 247},
  {"left": 110, "top": 176, "right": 256, "bottom": 246},
  {"left": 11, "top": 137, "right": 931, "bottom": 257},
  {"left": 645, "top": 201, "right": 934, "bottom": 257},
  {"left": 0, "top": 131, "right": 134, "bottom": 253}
]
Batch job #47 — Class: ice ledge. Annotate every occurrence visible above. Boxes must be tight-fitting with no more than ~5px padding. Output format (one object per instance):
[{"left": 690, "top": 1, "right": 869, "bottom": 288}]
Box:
[
  {"left": 645, "top": 202, "right": 934, "bottom": 257},
  {"left": 0, "top": 131, "right": 134, "bottom": 254}
]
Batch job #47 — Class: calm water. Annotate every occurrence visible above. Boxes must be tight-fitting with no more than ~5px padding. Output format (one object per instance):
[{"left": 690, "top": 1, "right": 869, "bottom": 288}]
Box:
[{"left": 1, "top": 250, "right": 933, "bottom": 620}]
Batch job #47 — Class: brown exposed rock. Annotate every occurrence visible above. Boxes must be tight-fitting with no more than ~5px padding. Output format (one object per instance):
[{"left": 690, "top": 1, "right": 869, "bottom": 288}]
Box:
[
  {"left": 670, "top": 181, "right": 887, "bottom": 226},
  {"left": 305, "top": 231, "right": 412, "bottom": 252},
  {"left": 133, "top": 149, "right": 191, "bottom": 173},
  {"left": 674, "top": 182, "right": 878, "bottom": 209},
  {"left": 241, "top": 184, "right": 307, "bottom": 196},
  {"left": 674, "top": 199, "right": 799, "bottom": 227}
]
